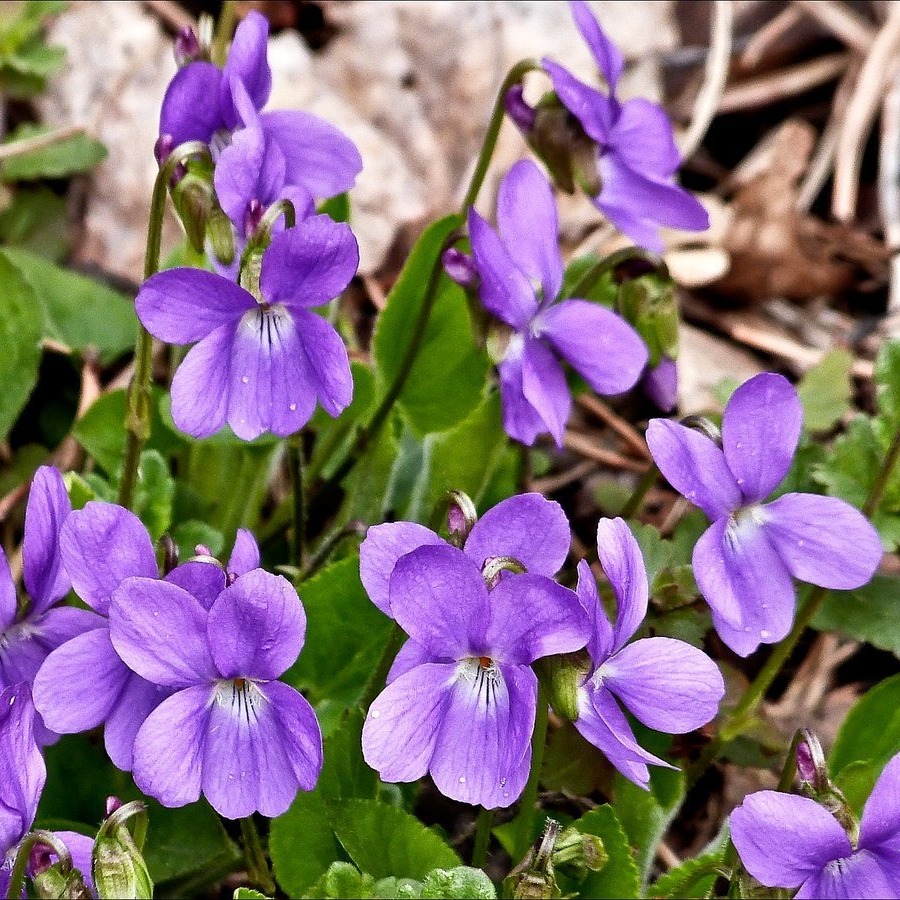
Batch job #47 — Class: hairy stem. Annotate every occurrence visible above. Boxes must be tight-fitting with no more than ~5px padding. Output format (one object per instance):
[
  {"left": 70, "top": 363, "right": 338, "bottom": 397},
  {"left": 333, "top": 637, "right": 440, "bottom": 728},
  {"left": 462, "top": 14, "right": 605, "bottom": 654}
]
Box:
[
  {"left": 315, "top": 59, "right": 543, "bottom": 497},
  {"left": 118, "top": 141, "right": 211, "bottom": 510},
  {"left": 462, "top": 59, "right": 543, "bottom": 212},
  {"left": 289, "top": 435, "right": 306, "bottom": 570},
  {"left": 512, "top": 684, "right": 549, "bottom": 859},
  {"left": 620, "top": 464, "right": 658, "bottom": 519},
  {"left": 239, "top": 817, "right": 275, "bottom": 896},
  {"left": 359, "top": 623, "right": 406, "bottom": 711}
]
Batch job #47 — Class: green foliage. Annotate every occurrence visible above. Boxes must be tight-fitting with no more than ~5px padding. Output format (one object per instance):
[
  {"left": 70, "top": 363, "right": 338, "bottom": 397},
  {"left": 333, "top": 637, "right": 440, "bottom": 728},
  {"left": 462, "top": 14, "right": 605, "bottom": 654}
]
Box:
[
  {"left": 813, "top": 576, "right": 900, "bottom": 655},
  {"left": 0, "top": 185, "right": 69, "bottom": 259},
  {"left": 1, "top": 123, "right": 106, "bottom": 180},
  {"left": 2, "top": 246, "right": 136, "bottom": 363},
  {"left": 612, "top": 759, "right": 685, "bottom": 888},
  {"left": 561, "top": 805, "right": 640, "bottom": 899},
  {"left": 328, "top": 800, "right": 461, "bottom": 880},
  {"left": 0, "top": 1, "right": 66, "bottom": 98},
  {"left": 829, "top": 674, "right": 900, "bottom": 781},
  {"left": 796, "top": 349, "right": 852, "bottom": 432},
  {"left": 815, "top": 339, "right": 900, "bottom": 548},
  {"left": 285, "top": 557, "right": 392, "bottom": 709},
  {"left": 73, "top": 388, "right": 185, "bottom": 475},
  {"left": 403, "top": 393, "right": 506, "bottom": 523},
  {"left": 560, "top": 254, "right": 617, "bottom": 306},
  {"left": 304, "top": 863, "right": 494, "bottom": 899},
  {"left": 0, "top": 250, "right": 42, "bottom": 439},
  {"left": 234, "top": 891, "right": 270, "bottom": 900},
  {"left": 318, "top": 193, "right": 351, "bottom": 224},
  {"left": 373, "top": 214, "right": 488, "bottom": 436},
  {"left": 647, "top": 851, "right": 725, "bottom": 899}
]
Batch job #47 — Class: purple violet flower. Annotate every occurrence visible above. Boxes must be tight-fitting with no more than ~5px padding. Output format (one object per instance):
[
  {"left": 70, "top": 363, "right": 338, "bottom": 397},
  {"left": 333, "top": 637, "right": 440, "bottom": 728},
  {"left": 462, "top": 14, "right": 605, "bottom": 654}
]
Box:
[
  {"left": 0, "top": 684, "right": 44, "bottom": 866},
  {"left": 573, "top": 518, "right": 724, "bottom": 788},
  {"left": 541, "top": 0, "right": 708, "bottom": 252},
  {"left": 468, "top": 159, "right": 647, "bottom": 446},
  {"left": 731, "top": 752, "right": 900, "bottom": 897},
  {"left": 642, "top": 355, "right": 678, "bottom": 412},
  {"left": 34, "top": 501, "right": 257, "bottom": 772},
  {"left": 0, "top": 468, "right": 99, "bottom": 744},
  {"left": 108, "top": 568, "right": 322, "bottom": 819},
  {"left": 360, "top": 492, "right": 572, "bottom": 618},
  {"left": 361, "top": 543, "right": 590, "bottom": 808},
  {"left": 647, "top": 373, "right": 883, "bottom": 657},
  {"left": 158, "top": 11, "right": 361, "bottom": 201},
  {"left": 135, "top": 215, "right": 358, "bottom": 440}
]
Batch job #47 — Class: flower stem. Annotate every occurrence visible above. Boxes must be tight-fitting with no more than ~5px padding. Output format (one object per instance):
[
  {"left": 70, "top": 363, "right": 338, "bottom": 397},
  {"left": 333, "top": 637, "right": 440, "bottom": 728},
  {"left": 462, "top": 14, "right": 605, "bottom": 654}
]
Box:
[
  {"left": 289, "top": 434, "right": 306, "bottom": 570},
  {"left": 568, "top": 246, "right": 665, "bottom": 300},
  {"left": 620, "top": 463, "right": 658, "bottom": 519},
  {"left": 461, "top": 59, "right": 543, "bottom": 212},
  {"left": 471, "top": 807, "right": 494, "bottom": 870},
  {"left": 688, "top": 423, "right": 900, "bottom": 788},
  {"left": 359, "top": 622, "right": 406, "bottom": 710},
  {"left": 239, "top": 816, "right": 275, "bottom": 896},
  {"left": 118, "top": 141, "right": 211, "bottom": 510},
  {"left": 313, "top": 60, "right": 543, "bottom": 499},
  {"left": 512, "top": 683, "right": 549, "bottom": 860},
  {"left": 210, "top": 0, "right": 238, "bottom": 66}
]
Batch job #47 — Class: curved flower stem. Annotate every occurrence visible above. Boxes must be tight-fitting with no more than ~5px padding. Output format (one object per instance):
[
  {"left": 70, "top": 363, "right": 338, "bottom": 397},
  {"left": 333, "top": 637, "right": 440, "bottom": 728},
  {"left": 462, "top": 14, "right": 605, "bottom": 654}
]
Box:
[
  {"left": 471, "top": 807, "right": 494, "bottom": 870},
  {"left": 688, "top": 425, "right": 900, "bottom": 789},
  {"left": 118, "top": 141, "right": 211, "bottom": 510},
  {"left": 314, "top": 60, "right": 543, "bottom": 499},
  {"left": 210, "top": 0, "right": 238, "bottom": 67},
  {"left": 239, "top": 817, "right": 275, "bottom": 895},
  {"left": 512, "top": 684, "right": 549, "bottom": 860},
  {"left": 461, "top": 58, "right": 543, "bottom": 212},
  {"left": 7, "top": 831, "right": 72, "bottom": 900},
  {"left": 568, "top": 246, "right": 666, "bottom": 300}
]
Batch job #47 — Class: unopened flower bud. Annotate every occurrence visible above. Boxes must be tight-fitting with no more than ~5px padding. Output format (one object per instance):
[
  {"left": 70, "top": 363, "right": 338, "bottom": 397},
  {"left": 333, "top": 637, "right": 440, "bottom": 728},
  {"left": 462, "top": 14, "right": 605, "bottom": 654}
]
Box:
[
  {"left": 160, "top": 534, "right": 178, "bottom": 575},
  {"left": 618, "top": 273, "right": 679, "bottom": 366},
  {"left": 207, "top": 208, "right": 236, "bottom": 266},
  {"left": 243, "top": 198, "right": 266, "bottom": 239},
  {"left": 105, "top": 796, "right": 122, "bottom": 818},
  {"left": 447, "top": 490, "right": 478, "bottom": 546},
  {"left": 642, "top": 356, "right": 678, "bottom": 412},
  {"left": 505, "top": 84, "right": 537, "bottom": 132},
  {"left": 796, "top": 730, "right": 828, "bottom": 791},
  {"left": 535, "top": 651, "right": 589, "bottom": 723},
  {"left": 153, "top": 134, "right": 175, "bottom": 167},
  {"left": 93, "top": 801, "right": 153, "bottom": 900},
  {"left": 172, "top": 173, "right": 215, "bottom": 253},
  {"left": 482, "top": 555, "right": 527, "bottom": 589},
  {"left": 552, "top": 826, "right": 608, "bottom": 874},
  {"left": 442, "top": 247, "right": 479, "bottom": 290},
  {"left": 32, "top": 862, "right": 92, "bottom": 900},
  {"left": 528, "top": 99, "right": 578, "bottom": 195},
  {"left": 174, "top": 26, "right": 201, "bottom": 66}
]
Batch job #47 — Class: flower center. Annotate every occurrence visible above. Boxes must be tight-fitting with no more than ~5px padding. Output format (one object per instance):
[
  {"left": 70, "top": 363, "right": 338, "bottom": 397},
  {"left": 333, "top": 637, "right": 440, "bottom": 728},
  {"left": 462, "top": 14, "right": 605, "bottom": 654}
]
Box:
[{"left": 214, "top": 677, "right": 265, "bottom": 725}]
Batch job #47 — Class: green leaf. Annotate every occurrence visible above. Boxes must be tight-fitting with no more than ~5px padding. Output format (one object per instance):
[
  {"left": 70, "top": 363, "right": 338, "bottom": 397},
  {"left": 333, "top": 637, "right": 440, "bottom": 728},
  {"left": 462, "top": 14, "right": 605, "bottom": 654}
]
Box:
[
  {"left": 0, "top": 185, "right": 69, "bottom": 259},
  {"left": 566, "top": 805, "right": 640, "bottom": 899},
  {"left": 796, "top": 349, "right": 852, "bottom": 432},
  {"left": 373, "top": 214, "right": 488, "bottom": 435},
  {"left": 829, "top": 673, "right": 900, "bottom": 777},
  {"left": 404, "top": 393, "right": 506, "bottom": 523},
  {"left": 812, "top": 575, "right": 900, "bottom": 655},
  {"left": 316, "top": 709, "right": 378, "bottom": 801},
  {"left": 304, "top": 862, "right": 377, "bottom": 899},
  {"left": 132, "top": 450, "right": 174, "bottom": 540},
  {"left": 832, "top": 758, "right": 881, "bottom": 818},
  {"left": 144, "top": 802, "right": 240, "bottom": 887},
  {"left": 328, "top": 799, "right": 461, "bottom": 881},
  {"left": 318, "top": 193, "right": 351, "bottom": 224},
  {"left": 1, "top": 123, "right": 106, "bottom": 180},
  {"left": 613, "top": 763, "right": 685, "bottom": 888},
  {"left": 234, "top": 890, "right": 270, "bottom": 900},
  {"left": 271, "top": 793, "right": 343, "bottom": 898},
  {"left": 0, "top": 250, "right": 41, "bottom": 439},
  {"left": 541, "top": 723, "right": 607, "bottom": 795},
  {"left": 2, "top": 247, "right": 137, "bottom": 363},
  {"left": 420, "top": 868, "right": 496, "bottom": 898},
  {"left": 285, "top": 557, "right": 392, "bottom": 708},
  {"left": 560, "top": 254, "right": 617, "bottom": 306},
  {"left": 647, "top": 851, "right": 724, "bottom": 899},
  {"left": 73, "top": 388, "right": 185, "bottom": 475},
  {"left": 170, "top": 520, "right": 224, "bottom": 561},
  {"left": 875, "top": 339, "right": 900, "bottom": 426}
]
